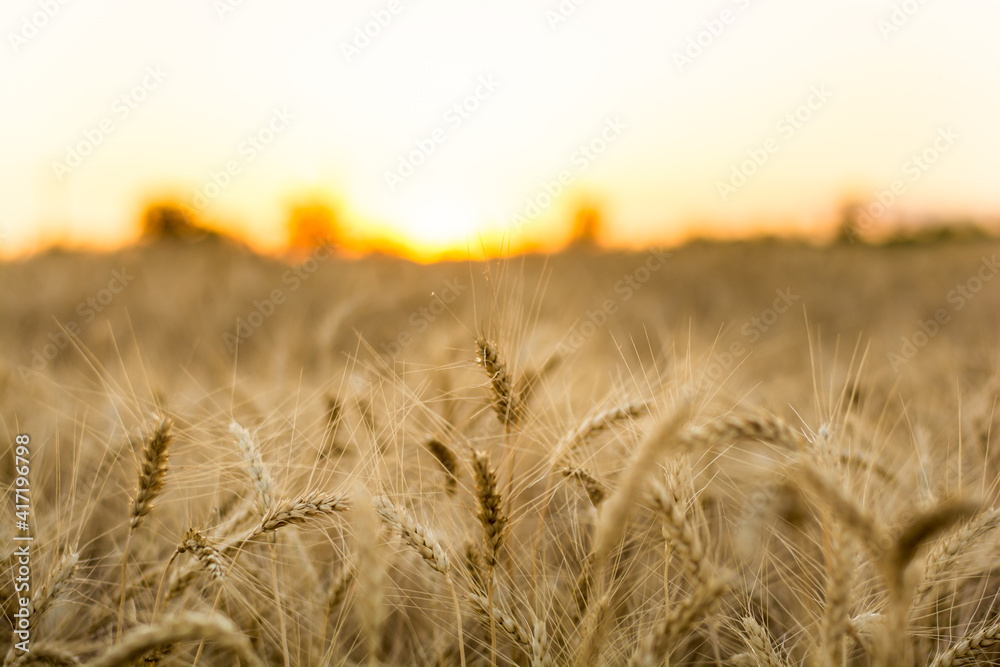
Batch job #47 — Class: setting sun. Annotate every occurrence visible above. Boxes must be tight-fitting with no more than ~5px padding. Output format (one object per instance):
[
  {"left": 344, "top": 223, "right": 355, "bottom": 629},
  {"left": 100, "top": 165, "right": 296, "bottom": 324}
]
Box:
[{"left": 364, "top": 193, "right": 489, "bottom": 258}]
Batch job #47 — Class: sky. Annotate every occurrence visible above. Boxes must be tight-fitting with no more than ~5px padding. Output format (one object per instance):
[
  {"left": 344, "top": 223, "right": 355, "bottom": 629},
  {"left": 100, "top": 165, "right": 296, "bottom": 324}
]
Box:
[{"left": 1, "top": 0, "right": 999, "bottom": 259}]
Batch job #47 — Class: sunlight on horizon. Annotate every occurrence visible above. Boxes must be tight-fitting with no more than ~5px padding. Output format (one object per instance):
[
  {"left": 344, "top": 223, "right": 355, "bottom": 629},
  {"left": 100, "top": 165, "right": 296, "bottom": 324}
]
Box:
[{"left": 2, "top": 0, "right": 1000, "bottom": 259}]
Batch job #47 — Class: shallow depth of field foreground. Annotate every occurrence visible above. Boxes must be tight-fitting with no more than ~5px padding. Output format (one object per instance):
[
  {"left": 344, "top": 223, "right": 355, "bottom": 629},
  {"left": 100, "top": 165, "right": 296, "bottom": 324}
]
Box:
[{"left": 6, "top": 238, "right": 1000, "bottom": 666}]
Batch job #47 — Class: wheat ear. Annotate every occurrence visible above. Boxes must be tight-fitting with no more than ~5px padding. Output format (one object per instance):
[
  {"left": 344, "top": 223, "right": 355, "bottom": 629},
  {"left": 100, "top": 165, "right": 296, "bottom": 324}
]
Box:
[
  {"left": 930, "top": 616, "right": 1000, "bottom": 667},
  {"left": 472, "top": 449, "right": 508, "bottom": 568},
  {"left": 118, "top": 417, "right": 173, "bottom": 642},
  {"left": 820, "top": 522, "right": 853, "bottom": 667},
  {"left": 152, "top": 529, "right": 226, "bottom": 622},
  {"left": 178, "top": 529, "right": 226, "bottom": 582},
  {"left": 229, "top": 421, "right": 274, "bottom": 516},
  {"left": 371, "top": 494, "right": 466, "bottom": 667},
  {"left": 426, "top": 436, "right": 459, "bottom": 495},
  {"left": 680, "top": 412, "right": 808, "bottom": 452},
  {"left": 470, "top": 592, "right": 553, "bottom": 665},
  {"left": 237, "top": 491, "right": 350, "bottom": 545},
  {"left": 9, "top": 645, "right": 81, "bottom": 666},
  {"left": 475, "top": 336, "right": 521, "bottom": 427},
  {"left": 648, "top": 460, "right": 708, "bottom": 583},
  {"left": 553, "top": 400, "right": 647, "bottom": 463},
  {"left": 471, "top": 448, "right": 508, "bottom": 664},
  {"left": 83, "top": 613, "right": 262, "bottom": 667},
  {"left": 326, "top": 563, "right": 354, "bottom": 614},
  {"left": 2, "top": 551, "right": 79, "bottom": 667},
  {"left": 191, "top": 490, "right": 342, "bottom": 667},
  {"left": 30, "top": 550, "right": 79, "bottom": 621},
  {"left": 129, "top": 417, "right": 173, "bottom": 533},
  {"left": 562, "top": 466, "right": 608, "bottom": 507},
  {"left": 882, "top": 498, "right": 980, "bottom": 597},
  {"left": 593, "top": 400, "right": 691, "bottom": 572},
  {"left": 914, "top": 506, "right": 1000, "bottom": 604},
  {"left": 740, "top": 616, "right": 789, "bottom": 667}
]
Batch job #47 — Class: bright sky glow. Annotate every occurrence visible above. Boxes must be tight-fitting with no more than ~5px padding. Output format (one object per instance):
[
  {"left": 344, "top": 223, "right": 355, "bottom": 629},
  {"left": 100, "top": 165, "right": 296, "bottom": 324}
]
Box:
[{"left": 2, "top": 0, "right": 999, "bottom": 258}]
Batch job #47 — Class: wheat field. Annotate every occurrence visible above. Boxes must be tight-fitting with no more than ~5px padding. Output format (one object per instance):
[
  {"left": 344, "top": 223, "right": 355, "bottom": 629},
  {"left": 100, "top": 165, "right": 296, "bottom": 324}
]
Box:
[{"left": 4, "top": 236, "right": 1000, "bottom": 666}]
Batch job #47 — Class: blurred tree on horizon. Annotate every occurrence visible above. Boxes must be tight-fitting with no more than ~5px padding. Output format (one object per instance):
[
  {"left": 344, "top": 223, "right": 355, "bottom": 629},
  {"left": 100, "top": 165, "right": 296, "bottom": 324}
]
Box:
[
  {"left": 140, "top": 202, "right": 212, "bottom": 240},
  {"left": 568, "top": 200, "right": 603, "bottom": 247},
  {"left": 287, "top": 199, "right": 340, "bottom": 250}
]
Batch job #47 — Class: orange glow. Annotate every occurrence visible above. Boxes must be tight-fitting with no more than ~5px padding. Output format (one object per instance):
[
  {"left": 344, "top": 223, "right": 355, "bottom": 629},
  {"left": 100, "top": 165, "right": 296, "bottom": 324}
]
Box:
[{"left": 2, "top": 2, "right": 999, "bottom": 261}]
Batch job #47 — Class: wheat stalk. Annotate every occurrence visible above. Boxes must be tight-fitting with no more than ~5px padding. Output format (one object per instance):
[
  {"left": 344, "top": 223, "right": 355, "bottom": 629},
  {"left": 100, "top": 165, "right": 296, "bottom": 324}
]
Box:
[
  {"left": 628, "top": 573, "right": 727, "bottom": 665},
  {"left": 795, "top": 463, "right": 883, "bottom": 548},
  {"left": 882, "top": 498, "right": 980, "bottom": 597},
  {"left": 353, "top": 486, "right": 383, "bottom": 667},
  {"left": 593, "top": 400, "right": 691, "bottom": 571},
  {"left": 572, "top": 594, "right": 610, "bottom": 667}
]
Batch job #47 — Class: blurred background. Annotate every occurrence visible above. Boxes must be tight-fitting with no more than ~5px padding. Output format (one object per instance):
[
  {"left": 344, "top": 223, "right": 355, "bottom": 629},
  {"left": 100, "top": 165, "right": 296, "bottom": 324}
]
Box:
[{"left": 2, "top": 0, "right": 999, "bottom": 260}]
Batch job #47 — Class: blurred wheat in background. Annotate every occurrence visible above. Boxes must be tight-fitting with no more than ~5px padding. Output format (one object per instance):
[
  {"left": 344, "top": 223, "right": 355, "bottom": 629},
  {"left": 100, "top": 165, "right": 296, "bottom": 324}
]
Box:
[{"left": 4, "top": 234, "right": 1000, "bottom": 665}]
